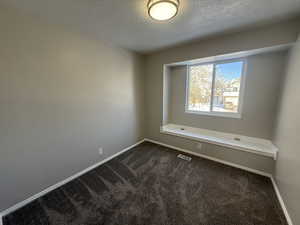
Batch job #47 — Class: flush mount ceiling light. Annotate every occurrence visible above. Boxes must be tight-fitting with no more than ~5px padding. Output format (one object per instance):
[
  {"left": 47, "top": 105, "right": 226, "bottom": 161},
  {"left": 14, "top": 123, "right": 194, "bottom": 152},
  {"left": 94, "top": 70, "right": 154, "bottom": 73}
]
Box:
[{"left": 148, "top": 0, "right": 179, "bottom": 21}]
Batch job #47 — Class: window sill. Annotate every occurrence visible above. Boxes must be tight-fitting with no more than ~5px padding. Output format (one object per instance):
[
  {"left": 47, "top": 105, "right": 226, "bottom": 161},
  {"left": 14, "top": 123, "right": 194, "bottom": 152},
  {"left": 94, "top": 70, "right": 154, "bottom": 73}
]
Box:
[
  {"left": 185, "top": 110, "right": 242, "bottom": 119},
  {"left": 160, "top": 124, "right": 278, "bottom": 160}
]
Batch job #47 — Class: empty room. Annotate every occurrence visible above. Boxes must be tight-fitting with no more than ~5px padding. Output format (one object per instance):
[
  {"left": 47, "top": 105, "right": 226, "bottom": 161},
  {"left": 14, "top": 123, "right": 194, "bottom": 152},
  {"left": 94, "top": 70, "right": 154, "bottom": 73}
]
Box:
[{"left": 1, "top": 0, "right": 300, "bottom": 225}]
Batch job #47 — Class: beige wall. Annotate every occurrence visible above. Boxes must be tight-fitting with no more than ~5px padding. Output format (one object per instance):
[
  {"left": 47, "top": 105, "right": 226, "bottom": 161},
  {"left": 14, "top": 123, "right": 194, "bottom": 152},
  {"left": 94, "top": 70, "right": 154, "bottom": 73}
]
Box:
[
  {"left": 273, "top": 36, "right": 300, "bottom": 225},
  {"left": 169, "top": 51, "right": 287, "bottom": 139},
  {"left": 145, "top": 19, "right": 300, "bottom": 174},
  {"left": 1, "top": 4, "right": 300, "bottom": 221},
  {"left": 147, "top": 18, "right": 300, "bottom": 64},
  {"left": 0, "top": 7, "right": 145, "bottom": 211}
]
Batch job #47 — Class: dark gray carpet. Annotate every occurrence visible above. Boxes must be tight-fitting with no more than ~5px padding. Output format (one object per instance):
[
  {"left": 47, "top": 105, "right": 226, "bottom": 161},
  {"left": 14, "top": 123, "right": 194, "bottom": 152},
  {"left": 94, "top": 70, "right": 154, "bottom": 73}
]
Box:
[{"left": 3, "top": 141, "right": 287, "bottom": 225}]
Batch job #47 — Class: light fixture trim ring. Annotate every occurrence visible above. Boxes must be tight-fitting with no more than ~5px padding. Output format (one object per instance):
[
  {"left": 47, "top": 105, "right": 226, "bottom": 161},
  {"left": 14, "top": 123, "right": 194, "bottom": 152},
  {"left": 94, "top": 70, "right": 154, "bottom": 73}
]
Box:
[{"left": 148, "top": 0, "right": 179, "bottom": 21}]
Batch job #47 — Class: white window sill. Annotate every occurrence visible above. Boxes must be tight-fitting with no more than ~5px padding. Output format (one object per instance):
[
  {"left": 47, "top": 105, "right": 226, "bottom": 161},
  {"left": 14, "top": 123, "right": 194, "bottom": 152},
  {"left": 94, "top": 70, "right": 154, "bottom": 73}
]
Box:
[
  {"left": 185, "top": 110, "right": 242, "bottom": 119},
  {"left": 160, "top": 124, "right": 278, "bottom": 160}
]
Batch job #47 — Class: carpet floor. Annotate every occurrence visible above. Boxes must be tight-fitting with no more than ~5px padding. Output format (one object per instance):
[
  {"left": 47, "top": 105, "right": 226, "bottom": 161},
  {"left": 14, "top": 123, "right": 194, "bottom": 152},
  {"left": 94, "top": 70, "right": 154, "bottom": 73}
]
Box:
[{"left": 3, "top": 141, "right": 287, "bottom": 225}]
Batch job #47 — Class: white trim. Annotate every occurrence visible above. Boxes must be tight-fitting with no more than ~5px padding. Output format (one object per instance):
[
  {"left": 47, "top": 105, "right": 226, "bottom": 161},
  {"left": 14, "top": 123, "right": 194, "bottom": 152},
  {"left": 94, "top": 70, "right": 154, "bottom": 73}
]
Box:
[
  {"left": 209, "top": 62, "right": 216, "bottom": 112},
  {"left": 145, "top": 138, "right": 293, "bottom": 225},
  {"left": 237, "top": 58, "right": 247, "bottom": 118},
  {"left": 160, "top": 124, "right": 277, "bottom": 159},
  {"left": 0, "top": 139, "right": 145, "bottom": 219},
  {"left": 0, "top": 138, "right": 293, "bottom": 225},
  {"left": 162, "top": 64, "right": 171, "bottom": 125},
  {"left": 185, "top": 110, "right": 242, "bottom": 119},
  {"left": 165, "top": 44, "right": 294, "bottom": 67},
  {"left": 145, "top": 138, "right": 272, "bottom": 178},
  {"left": 185, "top": 58, "right": 247, "bottom": 119},
  {"left": 271, "top": 177, "right": 294, "bottom": 225},
  {"left": 184, "top": 64, "right": 190, "bottom": 116}
]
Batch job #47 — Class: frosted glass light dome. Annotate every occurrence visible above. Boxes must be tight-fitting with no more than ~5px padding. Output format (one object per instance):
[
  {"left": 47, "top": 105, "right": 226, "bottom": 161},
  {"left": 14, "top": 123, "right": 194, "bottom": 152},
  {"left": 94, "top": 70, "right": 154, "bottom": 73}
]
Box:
[{"left": 148, "top": 0, "right": 179, "bottom": 21}]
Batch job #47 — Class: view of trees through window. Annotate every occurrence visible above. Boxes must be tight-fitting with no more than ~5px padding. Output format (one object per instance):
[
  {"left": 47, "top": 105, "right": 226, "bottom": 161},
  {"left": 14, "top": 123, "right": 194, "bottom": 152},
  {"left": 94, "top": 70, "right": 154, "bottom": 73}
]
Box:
[{"left": 187, "top": 61, "right": 244, "bottom": 114}]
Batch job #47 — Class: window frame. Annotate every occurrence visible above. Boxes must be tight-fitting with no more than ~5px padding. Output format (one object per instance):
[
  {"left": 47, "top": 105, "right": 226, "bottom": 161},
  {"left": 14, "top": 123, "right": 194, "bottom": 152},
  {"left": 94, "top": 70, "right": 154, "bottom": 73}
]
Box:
[{"left": 185, "top": 58, "right": 247, "bottom": 119}]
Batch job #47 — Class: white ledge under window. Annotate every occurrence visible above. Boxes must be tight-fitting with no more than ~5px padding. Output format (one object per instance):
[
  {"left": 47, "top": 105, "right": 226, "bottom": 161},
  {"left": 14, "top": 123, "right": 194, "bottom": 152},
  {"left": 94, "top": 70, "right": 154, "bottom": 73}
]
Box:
[{"left": 160, "top": 124, "right": 278, "bottom": 160}]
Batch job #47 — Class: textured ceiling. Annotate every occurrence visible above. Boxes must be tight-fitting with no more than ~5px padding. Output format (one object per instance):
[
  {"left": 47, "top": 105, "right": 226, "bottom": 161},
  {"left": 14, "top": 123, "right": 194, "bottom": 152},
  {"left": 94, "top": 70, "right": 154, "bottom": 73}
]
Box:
[{"left": 1, "top": 0, "right": 300, "bottom": 53}]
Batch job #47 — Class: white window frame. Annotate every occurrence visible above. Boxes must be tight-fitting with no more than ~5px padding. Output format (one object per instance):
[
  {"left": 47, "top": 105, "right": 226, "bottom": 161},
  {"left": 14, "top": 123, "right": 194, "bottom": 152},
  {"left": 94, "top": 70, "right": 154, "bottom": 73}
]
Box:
[{"left": 185, "top": 58, "right": 247, "bottom": 119}]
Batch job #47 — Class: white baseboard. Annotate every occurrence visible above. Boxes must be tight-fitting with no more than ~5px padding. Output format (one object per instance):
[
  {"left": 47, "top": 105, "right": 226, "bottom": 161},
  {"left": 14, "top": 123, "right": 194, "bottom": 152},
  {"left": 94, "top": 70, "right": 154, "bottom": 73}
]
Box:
[
  {"left": 145, "top": 138, "right": 294, "bottom": 225},
  {"left": 1, "top": 138, "right": 293, "bottom": 225},
  {"left": 271, "top": 177, "right": 294, "bottom": 225},
  {"left": 145, "top": 138, "right": 272, "bottom": 178},
  {"left": 0, "top": 139, "right": 145, "bottom": 220}
]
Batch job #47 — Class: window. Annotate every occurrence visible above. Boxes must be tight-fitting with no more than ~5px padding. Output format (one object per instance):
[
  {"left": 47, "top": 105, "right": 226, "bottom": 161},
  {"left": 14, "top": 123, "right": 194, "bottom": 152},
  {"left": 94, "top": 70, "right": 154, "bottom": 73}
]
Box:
[{"left": 186, "top": 59, "right": 245, "bottom": 118}]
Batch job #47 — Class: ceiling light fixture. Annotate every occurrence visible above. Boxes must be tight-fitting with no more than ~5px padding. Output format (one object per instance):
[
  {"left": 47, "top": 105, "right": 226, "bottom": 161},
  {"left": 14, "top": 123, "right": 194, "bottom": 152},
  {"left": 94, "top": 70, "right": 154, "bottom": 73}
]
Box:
[{"left": 148, "top": 0, "right": 179, "bottom": 21}]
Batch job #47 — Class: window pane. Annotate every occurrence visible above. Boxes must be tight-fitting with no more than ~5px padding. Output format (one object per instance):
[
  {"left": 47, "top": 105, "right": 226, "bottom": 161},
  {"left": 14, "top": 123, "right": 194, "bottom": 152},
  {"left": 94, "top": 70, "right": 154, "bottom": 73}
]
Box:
[
  {"left": 188, "top": 64, "right": 213, "bottom": 112},
  {"left": 212, "top": 61, "right": 243, "bottom": 113}
]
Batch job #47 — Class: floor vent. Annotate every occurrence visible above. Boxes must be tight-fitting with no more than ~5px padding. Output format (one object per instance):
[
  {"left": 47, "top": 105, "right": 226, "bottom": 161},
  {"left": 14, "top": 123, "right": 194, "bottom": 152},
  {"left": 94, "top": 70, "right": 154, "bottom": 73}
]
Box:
[{"left": 177, "top": 154, "right": 192, "bottom": 161}]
